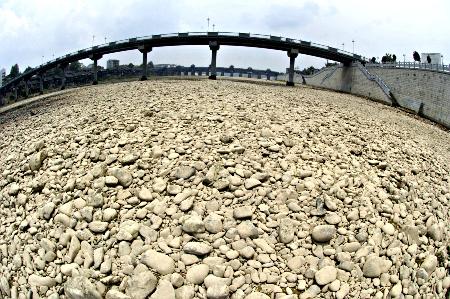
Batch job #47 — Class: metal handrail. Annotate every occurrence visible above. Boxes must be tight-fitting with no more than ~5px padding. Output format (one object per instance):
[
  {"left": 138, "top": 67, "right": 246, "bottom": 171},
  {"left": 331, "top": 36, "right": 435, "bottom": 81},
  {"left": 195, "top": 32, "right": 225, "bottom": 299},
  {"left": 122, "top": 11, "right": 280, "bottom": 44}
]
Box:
[{"left": 366, "top": 62, "right": 449, "bottom": 73}]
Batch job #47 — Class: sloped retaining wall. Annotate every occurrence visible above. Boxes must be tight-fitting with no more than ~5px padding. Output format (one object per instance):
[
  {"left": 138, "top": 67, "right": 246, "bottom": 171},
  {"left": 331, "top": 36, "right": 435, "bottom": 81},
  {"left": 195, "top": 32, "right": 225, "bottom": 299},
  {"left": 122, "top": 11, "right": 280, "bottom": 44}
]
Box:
[{"left": 290, "top": 64, "right": 450, "bottom": 128}]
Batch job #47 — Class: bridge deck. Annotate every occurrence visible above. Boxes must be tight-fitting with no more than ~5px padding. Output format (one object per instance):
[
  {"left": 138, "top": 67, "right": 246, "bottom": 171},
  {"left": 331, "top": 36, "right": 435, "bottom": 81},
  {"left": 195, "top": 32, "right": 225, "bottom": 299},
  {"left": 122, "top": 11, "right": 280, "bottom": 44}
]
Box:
[{"left": 1, "top": 32, "right": 366, "bottom": 92}]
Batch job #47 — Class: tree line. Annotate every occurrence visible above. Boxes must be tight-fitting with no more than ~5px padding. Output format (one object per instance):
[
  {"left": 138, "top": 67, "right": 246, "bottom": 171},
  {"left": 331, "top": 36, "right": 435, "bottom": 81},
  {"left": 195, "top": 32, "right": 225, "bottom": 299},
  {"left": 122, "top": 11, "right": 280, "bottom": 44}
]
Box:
[{"left": 370, "top": 51, "right": 431, "bottom": 64}]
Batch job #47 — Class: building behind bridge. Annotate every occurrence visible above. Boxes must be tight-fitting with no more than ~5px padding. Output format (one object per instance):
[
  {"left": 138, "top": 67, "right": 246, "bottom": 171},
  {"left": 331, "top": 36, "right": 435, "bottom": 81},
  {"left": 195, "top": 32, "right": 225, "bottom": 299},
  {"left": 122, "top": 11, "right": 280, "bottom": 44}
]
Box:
[
  {"left": 0, "top": 68, "right": 5, "bottom": 86},
  {"left": 421, "top": 53, "right": 442, "bottom": 64},
  {"left": 107, "top": 59, "right": 120, "bottom": 70}
]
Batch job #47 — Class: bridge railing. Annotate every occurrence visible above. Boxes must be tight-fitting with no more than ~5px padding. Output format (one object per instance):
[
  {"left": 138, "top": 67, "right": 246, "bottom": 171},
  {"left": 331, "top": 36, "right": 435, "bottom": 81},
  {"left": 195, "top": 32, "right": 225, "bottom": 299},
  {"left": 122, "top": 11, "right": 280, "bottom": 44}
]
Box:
[
  {"left": 2, "top": 31, "right": 366, "bottom": 88},
  {"left": 366, "top": 62, "right": 449, "bottom": 73}
]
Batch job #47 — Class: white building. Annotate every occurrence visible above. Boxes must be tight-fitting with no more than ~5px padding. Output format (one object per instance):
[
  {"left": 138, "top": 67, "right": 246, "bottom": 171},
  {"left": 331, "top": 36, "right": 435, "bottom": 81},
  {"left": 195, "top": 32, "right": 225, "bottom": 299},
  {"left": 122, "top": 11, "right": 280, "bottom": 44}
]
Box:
[
  {"left": 421, "top": 53, "right": 442, "bottom": 64},
  {"left": 0, "top": 68, "right": 5, "bottom": 86},
  {"left": 107, "top": 59, "right": 120, "bottom": 70}
]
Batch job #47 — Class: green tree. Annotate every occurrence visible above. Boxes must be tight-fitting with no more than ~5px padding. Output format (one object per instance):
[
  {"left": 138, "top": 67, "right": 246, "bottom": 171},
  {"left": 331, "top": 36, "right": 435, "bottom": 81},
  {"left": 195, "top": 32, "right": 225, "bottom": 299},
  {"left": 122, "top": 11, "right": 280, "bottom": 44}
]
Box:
[
  {"left": 413, "top": 51, "right": 421, "bottom": 62},
  {"left": 69, "top": 61, "right": 82, "bottom": 71},
  {"left": 9, "top": 64, "right": 20, "bottom": 78},
  {"left": 381, "top": 53, "right": 395, "bottom": 64},
  {"left": 24, "top": 66, "right": 33, "bottom": 73},
  {"left": 301, "top": 66, "right": 318, "bottom": 75},
  {"left": 148, "top": 61, "right": 154, "bottom": 68},
  {"left": 128, "top": 63, "right": 134, "bottom": 68}
]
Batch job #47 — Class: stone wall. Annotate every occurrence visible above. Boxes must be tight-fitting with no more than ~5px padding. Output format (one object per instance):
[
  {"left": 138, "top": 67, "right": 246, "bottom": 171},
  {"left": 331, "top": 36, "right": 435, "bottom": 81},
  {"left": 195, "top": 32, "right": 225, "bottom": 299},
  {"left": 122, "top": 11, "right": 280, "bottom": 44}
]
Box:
[
  {"left": 292, "top": 64, "right": 450, "bottom": 128},
  {"left": 367, "top": 67, "right": 450, "bottom": 127},
  {"left": 303, "top": 65, "right": 392, "bottom": 105}
]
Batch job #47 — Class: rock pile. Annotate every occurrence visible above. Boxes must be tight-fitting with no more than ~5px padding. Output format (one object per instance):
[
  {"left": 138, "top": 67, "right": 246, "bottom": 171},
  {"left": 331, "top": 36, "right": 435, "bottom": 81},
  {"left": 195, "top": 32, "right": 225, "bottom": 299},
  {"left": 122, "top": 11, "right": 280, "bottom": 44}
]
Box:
[{"left": 0, "top": 79, "right": 448, "bottom": 298}]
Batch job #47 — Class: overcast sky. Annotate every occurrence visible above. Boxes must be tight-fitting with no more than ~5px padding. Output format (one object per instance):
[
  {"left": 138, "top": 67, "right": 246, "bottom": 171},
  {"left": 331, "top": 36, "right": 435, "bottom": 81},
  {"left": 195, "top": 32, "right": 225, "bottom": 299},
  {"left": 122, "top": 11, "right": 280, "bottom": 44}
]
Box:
[{"left": 1, "top": 0, "right": 449, "bottom": 73}]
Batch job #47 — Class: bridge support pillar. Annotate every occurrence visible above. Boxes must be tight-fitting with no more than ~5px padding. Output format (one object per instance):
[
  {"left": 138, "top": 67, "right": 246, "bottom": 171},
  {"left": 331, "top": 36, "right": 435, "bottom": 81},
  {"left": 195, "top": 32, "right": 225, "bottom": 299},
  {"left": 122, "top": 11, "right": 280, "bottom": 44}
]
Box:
[
  {"left": 209, "top": 41, "right": 220, "bottom": 80},
  {"left": 60, "top": 63, "right": 68, "bottom": 90},
  {"left": 286, "top": 49, "right": 299, "bottom": 86},
  {"left": 13, "top": 87, "right": 18, "bottom": 101},
  {"left": 23, "top": 80, "right": 29, "bottom": 98},
  {"left": 139, "top": 45, "right": 152, "bottom": 81},
  {"left": 89, "top": 55, "right": 103, "bottom": 85},
  {"left": 39, "top": 73, "right": 44, "bottom": 95},
  {"left": 0, "top": 90, "right": 4, "bottom": 106}
]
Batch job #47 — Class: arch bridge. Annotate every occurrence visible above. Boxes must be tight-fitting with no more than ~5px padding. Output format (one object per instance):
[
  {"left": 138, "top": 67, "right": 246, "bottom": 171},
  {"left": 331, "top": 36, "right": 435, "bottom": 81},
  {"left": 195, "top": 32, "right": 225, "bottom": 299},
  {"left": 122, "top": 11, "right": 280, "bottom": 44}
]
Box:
[{"left": 0, "top": 32, "right": 366, "bottom": 99}]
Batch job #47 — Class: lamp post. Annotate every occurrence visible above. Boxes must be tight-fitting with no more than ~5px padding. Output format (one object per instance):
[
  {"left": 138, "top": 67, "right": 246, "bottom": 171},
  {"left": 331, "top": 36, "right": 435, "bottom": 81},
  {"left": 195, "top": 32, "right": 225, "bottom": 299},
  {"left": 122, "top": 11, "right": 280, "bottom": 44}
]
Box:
[
  {"left": 213, "top": 24, "right": 215, "bottom": 32},
  {"left": 207, "top": 18, "right": 210, "bottom": 32},
  {"left": 92, "top": 35, "right": 95, "bottom": 46},
  {"left": 104, "top": 37, "right": 107, "bottom": 44},
  {"left": 342, "top": 43, "right": 344, "bottom": 51},
  {"left": 352, "top": 40, "right": 355, "bottom": 54}
]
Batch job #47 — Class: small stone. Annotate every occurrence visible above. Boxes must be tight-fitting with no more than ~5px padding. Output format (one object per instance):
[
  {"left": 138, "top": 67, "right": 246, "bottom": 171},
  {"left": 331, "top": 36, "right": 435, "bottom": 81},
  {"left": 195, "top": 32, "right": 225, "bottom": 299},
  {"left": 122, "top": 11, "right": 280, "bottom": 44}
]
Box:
[
  {"left": 260, "top": 128, "right": 274, "bottom": 137},
  {"left": 175, "top": 166, "right": 196, "bottom": 179},
  {"left": 114, "top": 168, "right": 133, "bottom": 187},
  {"left": 287, "top": 256, "right": 305, "bottom": 272},
  {"left": 64, "top": 276, "right": 101, "bottom": 299},
  {"left": 311, "top": 225, "right": 336, "bottom": 242},
  {"left": 245, "top": 293, "right": 270, "bottom": 299},
  {"left": 117, "top": 220, "right": 140, "bottom": 241},
  {"left": 186, "top": 264, "right": 210, "bottom": 284},
  {"left": 67, "top": 236, "right": 81, "bottom": 262},
  {"left": 421, "top": 255, "right": 438, "bottom": 275},
  {"left": 88, "top": 221, "right": 108, "bottom": 233},
  {"left": 182, "top": 215, "right": 205, "bottom": 233},
  {"left": 382, "top": 223, "right": 395, "bottom": 235},
  {"left": 324, "top": 213, "right": 341, "bottom": 225},
  {"left": 427, "top": 223, "right": 442, "bottom": 241},
  {"left": 206, "top": 283, "right": 229, "bottom": 299},
  {"left": 167, "top": 184, "right": 182, "bottom": 195},
  {"left": 336, "top": 283, "right": 349, "bottom": 299},
  {"left": 8, "top": 183, "right": 20, "bottom": 195},
  {"left": 140, "top": 250, "right": 175, "bottom": 275},
  {"left": 315, "top": 266, "right": 337, "bottom": 285},
  {"left": 253, "top": 238, "right": 275, "bottom": 253},
  {"left": 152, "top": 178, "right": 167, "bottom": 193},
  {"left": 105, "top": 290, "right": 131, "bottom": 299},
  {"left": 329, "top": 280, "right": 340, "bottom": 292},
  {"left": 389, "top": 283, "right": 402, "bottom": 298},
  {"left": 363, "top": 256, "right": 392, "bottom": 278},
  {"left": 105, "top": 176, "right": 118, "bottom": 186},
  {"left": 119, "top": 153, "right": 139, "bottom": 165},
  {"left": 126, "top": 271, "right": 158, "bottom": 299},
  {"left": 239, "top": 246, "right": 255, "bottom": 259},
  {"left": 175, "top": 286, "right": 195, "bottom": 299},
  {"left": 244, "top": 178, "right": 261, "bottom": 189},
  {"left": 150, "top": 280, "right": 175, "bottom": 299},
  {"left": 233, "top": 206, "right": 253, "bottom": 219},
  {"left": 138, "top": 187, "right": 153, "bottom": 201},
  {"left": 103, "top": 208, "right": 118, "bottom": 222},
  {"left": 300, "top": 285, "right": 321, "bottom": 299},
  {"left": 42, "top": 202, "right": 56, "bottom": 220},
  {"left": 28, "top": 274, "right": 56, "bottom": 287},
  {"left": 204, "top": 213, "right": 223, "bottom": 233},
  {"left": 184, "top": 242, "right": 212, "bottom": 256},
  {"left": 29, "top": 151, "right": 47, "bottom": 171},
  {"left": 279, "top": 218, "right": 295, "bottom": 244},
  {"left": 237, "top": 221, "right": 259, "bottom": 239}
]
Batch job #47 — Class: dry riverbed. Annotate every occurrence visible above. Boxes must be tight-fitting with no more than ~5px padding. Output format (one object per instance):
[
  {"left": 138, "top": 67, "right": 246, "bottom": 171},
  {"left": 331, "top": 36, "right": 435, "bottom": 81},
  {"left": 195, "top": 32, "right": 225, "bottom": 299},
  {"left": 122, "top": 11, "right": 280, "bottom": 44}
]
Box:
[{"left": 0, "top": 79, "right": 449, "bottom": 298}]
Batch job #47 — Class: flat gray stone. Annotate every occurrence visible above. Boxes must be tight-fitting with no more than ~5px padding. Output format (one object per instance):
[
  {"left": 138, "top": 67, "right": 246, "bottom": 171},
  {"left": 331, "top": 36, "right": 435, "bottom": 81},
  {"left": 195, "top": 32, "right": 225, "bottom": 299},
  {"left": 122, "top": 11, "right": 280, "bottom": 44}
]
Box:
[{"left": 311, "top": 225, "right": 336, "bottom": 243}]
